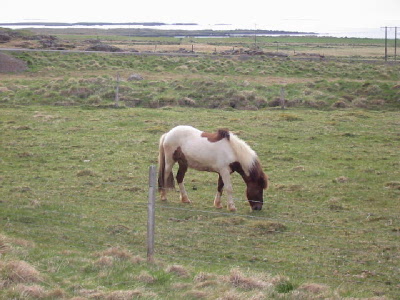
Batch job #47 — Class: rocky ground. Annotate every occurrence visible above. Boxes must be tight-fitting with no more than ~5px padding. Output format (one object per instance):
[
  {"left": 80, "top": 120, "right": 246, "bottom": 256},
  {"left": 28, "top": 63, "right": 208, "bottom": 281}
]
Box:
[{"left": 0, "top": 52, "right": 28, "bottom": 73}]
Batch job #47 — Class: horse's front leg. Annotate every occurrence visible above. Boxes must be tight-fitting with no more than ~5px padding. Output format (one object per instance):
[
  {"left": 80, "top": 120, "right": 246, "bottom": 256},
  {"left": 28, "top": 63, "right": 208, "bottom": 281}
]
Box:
[
  {"left": 214, "top": 174, "right": 224, "bottom": 209},
  {"left": 219, "top": 170, "right": 236, "bottom": 212}
]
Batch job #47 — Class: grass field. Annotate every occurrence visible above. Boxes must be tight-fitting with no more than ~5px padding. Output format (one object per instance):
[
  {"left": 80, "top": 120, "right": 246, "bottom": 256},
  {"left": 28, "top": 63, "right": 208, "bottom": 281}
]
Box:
[
  {"left": 1, "top": 106, "right": 399, "bottom": 299},
  {"left": 0, "top": 39, "right": 399, "bottom": 299},
  {"left": 1, "top": 50, "right": 400, "bottom": 110}
]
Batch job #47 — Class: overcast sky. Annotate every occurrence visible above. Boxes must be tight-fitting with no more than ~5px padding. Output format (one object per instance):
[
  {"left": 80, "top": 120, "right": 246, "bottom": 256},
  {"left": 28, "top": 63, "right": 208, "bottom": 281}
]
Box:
[{"left": 2, "top": 0, "right": 400, "bottom": 32}]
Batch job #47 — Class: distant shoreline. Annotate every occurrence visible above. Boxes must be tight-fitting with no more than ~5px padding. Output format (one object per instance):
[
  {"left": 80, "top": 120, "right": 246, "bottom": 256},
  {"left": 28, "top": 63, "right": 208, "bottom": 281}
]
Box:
[
  {"left": 0, "top": 22, "right": 198, "bottom": 27},
  {"left": 3, "top": 22, "right": 385, "bottom": 39},
  {"left": 0, "top": 22, "right": 316, "bottom": 37}
]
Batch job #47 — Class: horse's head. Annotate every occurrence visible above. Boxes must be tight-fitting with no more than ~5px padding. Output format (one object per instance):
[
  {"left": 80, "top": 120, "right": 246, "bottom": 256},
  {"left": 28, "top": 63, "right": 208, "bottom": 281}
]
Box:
[
  {"left": 229, "top": 159, "right": 268, "bottom": 211},
  {"left": 246, "top": 171, "right": 268, "bottom": 211}
]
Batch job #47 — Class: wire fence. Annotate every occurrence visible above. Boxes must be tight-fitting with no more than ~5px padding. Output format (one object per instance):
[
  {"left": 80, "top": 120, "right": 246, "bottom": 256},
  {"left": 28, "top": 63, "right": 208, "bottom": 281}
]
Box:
[
  {"left": 150, "top": 204, "right": 399, "bottom": 290},
  {"left": 147, "top": 166, "right": 400, "bottom": 291},
  {"left": 1, "top": 165, "right": 399, "bottom": 294}
]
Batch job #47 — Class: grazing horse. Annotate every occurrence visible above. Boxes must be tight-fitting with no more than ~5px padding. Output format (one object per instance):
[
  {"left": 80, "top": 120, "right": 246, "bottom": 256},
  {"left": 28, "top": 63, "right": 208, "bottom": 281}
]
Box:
[{"left": 158, "top": 125, "right": 268, "bottom": 211}]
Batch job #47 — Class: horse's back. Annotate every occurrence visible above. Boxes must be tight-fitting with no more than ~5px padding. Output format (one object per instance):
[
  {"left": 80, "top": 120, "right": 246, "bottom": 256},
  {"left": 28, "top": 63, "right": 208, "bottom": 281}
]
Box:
[
  {"left": 166, "top": 125, "right": 200, "bottom": 138},
  {"left": 163, "top": 125, "right": 201, "bottom": 147},
  {"left": 162, "top": 126, "right": 235, "bottom": 172}
]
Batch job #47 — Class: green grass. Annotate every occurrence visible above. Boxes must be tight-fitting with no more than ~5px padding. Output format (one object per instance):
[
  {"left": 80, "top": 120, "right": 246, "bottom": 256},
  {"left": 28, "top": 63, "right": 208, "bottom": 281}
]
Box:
[
  {"left": 0, "top": 47, "right": 399, "bottom": 298},
  {"left": 9, "top": 51, "right": 400, "bottom": 80},
  {"left": 1, "top": 106, "right": 399, "bottom": 299},
  {"left": 1, "top": 51, "right": 400, "bottom": 110}
]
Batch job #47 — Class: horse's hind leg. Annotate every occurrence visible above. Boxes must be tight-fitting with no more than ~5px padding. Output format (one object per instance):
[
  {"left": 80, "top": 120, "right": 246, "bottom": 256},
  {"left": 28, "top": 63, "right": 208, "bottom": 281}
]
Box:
[
  {"left": 177, "top": 161, "right": 190, "bottom": 203},
  {"left": 214, "top": 175, "right": 224, "bottom": 209},
  {"left": 161, "top": 156, "right": 175, "bottom": 201}
]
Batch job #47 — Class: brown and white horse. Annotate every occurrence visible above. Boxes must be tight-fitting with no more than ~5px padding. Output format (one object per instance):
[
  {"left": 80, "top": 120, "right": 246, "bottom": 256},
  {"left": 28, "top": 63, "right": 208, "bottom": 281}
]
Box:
[{"left": 158, "top": 125, "right": 268, "bottom": 211}]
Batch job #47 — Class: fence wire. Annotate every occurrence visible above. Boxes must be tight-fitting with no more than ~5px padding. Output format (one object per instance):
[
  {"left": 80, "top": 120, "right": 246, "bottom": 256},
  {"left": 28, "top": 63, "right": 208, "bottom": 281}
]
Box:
[
  {"left": 1, "top": 182, "right": 399, "bottom": 293},
  {"left": 151, "top": 196, "right": 399, "bottom": 289}
]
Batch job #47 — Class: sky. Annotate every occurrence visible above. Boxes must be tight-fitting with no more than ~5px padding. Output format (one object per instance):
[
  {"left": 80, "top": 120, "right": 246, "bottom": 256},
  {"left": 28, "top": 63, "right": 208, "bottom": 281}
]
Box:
[{"left": 2, "top": 0, "right": 400, "bottom": 33}]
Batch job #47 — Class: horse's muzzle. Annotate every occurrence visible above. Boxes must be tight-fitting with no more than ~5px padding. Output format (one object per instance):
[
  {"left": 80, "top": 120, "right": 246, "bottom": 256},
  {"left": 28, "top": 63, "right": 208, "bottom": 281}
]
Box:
[{"left": 252, "top": 205, "right": 263, "bottom": 211}]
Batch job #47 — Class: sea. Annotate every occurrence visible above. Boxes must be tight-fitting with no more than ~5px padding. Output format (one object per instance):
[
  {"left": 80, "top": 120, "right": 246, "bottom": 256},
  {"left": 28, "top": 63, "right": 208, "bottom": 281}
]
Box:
[{"left": 1, "top": 22, "right": 394, "bottom": 39}]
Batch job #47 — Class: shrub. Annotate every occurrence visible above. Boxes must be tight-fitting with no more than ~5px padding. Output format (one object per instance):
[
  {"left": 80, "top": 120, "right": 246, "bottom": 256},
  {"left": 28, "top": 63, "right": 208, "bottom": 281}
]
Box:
[{"left": 275, "top": 280, "right": 295, "bottom": 293}]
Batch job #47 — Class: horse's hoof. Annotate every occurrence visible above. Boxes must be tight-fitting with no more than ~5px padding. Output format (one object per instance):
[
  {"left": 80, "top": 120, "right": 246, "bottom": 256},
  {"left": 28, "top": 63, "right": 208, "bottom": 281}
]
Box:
[
  {"left": 228, "top": 205, "right": 237, "bottom": 212},
  {"left": 180, "top": 195, "right": 191, "bottom": 203},
  {"left": 214, "top": 204, "right": 223, "bottom": 209}
]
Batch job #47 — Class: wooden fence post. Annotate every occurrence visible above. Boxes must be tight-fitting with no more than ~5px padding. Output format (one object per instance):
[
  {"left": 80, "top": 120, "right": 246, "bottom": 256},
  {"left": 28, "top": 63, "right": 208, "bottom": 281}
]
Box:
[
  {"left": 115, "top": 73, "right": 120, "bottom": 107},
  {"left": 280, "top": 87, "right": 286, "bottom": 110},
  {"left": 147, "top": 165, "right": 157, "bottom": 263}
]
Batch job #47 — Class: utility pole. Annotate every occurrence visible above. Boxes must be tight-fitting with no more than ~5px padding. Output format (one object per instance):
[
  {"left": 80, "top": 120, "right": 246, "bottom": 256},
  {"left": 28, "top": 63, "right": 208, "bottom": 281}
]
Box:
[
  {"left": 254, "top": 23, "right": 257, "bottom": 49},
  {"left": 384, "top": 26, "right": 388, "bottom": 61},
  {"left": 147, "top": 165, "right": 156, "bottom": 263},
  {"left": 395, "top": 27, "right": 398, "bottom": 61},
  {"left": 382, "top": 26, "right": 399, "bottom": 61},
  {"left": 115, "top": 73, "right": 120, "bottom": 107}
]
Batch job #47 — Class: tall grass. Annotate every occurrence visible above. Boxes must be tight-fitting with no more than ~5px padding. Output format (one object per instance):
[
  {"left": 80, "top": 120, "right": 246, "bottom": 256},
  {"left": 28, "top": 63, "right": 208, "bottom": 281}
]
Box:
[{"left": 1, "top": 51, "right": 400, "bottom": 110}]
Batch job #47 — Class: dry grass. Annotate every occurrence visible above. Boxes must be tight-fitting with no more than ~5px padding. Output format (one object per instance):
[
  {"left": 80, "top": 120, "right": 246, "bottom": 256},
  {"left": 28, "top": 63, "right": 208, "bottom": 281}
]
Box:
[
  {"left": 183, "top": 289, "right": 209, "bottom": 299},
  {"left": 217, "top": 289, "right": 265, "bottom": 300},
  {"left": 46, "top": 288, "right": 66, "bottom": 298},
  {"left": 385, "top": 181, "right": 400, "bottom": 190},
  {"left": 136, "top": 271, "right": 156, "bottom": 284},
  {"left": 166, "top": 264, "right": 190, "bottom": 278},
  {"left": 130, "top": 255, "right": 146, "bottom": 264},
  {"left": 0, "top": 231, "right": 341, "bottom": 299},
  {"left": 5, "top": 260, "right": 42, "bottom": 283},
  {"left": 76, "top": 169, "right": 97, "bottom": 177},
  {"left": 0, "top": 52, "right": 28, "bottom": 72},
  {"left": 334, "top": 176, "right": 350, "bottom": 183},
  {"left": 298, "top": 283, "right": 329, "bottom": 294},
  {"left": 94, "top": 247, "right": 147, "bottom": 267},
  {"left": 78, "top": 288, "right": 150, "bottom": 299},
  {"left": 0, "top": 237, "right": 11, "bottom": 254},
  {"left": 194, "top": 272, "right": 215, "bottom": 283},
  {"left": 95, "top": 256, "right": 114, "bottom": 267},
  {"left": 15, "top": 284, "right": 46, "bottom": 298},
  {"left": 105, "top": 289, "right": 151, "bottom": 300},
  {"left": 227, "top": 268, "right": 269, "bottom": 290}
]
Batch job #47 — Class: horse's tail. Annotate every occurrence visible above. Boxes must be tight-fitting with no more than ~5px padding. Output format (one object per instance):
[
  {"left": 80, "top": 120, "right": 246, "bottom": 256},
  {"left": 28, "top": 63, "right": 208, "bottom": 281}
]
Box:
[{"left": 158, "top": 133, "right": 175, "bottom": 191}]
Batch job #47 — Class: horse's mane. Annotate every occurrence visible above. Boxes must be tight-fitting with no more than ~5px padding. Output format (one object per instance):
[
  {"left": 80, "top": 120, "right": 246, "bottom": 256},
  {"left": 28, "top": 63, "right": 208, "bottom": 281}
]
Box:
[{"left": 228, "top": 132, "right": 258, "bottom": 176}]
